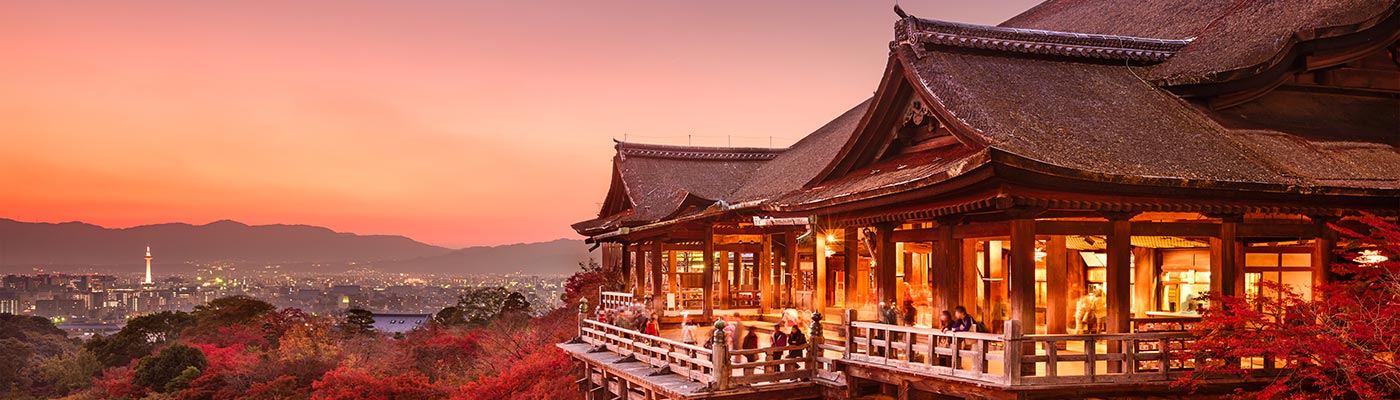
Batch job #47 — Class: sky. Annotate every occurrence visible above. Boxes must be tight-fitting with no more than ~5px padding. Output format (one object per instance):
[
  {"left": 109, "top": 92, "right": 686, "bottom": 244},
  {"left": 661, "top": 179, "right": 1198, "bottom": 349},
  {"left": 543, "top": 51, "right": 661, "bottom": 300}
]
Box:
[{"left": 0, "top": 1, "right": 1041, "bottom": 248}]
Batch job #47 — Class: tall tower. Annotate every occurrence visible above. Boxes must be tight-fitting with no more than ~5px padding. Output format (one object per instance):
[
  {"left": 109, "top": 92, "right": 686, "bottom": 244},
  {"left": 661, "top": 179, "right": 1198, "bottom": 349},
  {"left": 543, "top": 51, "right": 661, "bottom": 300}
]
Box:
[{"left": 144, "top": 246, "right": 153, "bottom": 285}]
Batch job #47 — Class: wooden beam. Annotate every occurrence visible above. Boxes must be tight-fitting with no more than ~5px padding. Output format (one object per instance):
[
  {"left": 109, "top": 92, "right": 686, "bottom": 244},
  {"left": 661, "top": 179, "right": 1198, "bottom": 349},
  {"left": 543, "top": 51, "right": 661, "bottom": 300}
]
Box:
[
  {"left": 1239, "top": 223, "right": 1322, "bottom": 238},
  {"left": 1131, "top": 222, "right": 1219, "bottom": 237},
  {"left": 890, "top": 227, "right": 938, "bottom": 243},
  {"left": 1045, "top": 235, "right": 1068, "bottom": 334},
  {"left": 953, "top": 221, "right": 1010, "bottom": 239},
  {"left": 1037, "top": 221, "right": 1110, "bottom": 236},
  {"left": 702, "top": 226, "right": 715, "bottom": 320},
  {"left": 759, "top": 234, "right": 772, "bottom": 314}
]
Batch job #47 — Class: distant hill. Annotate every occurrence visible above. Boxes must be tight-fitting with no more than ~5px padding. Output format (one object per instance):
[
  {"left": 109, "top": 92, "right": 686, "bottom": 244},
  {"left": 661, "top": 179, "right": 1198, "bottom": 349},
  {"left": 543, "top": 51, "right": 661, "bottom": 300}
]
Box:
[
  {"left": 0, "top": 218, "right": 452, "bottom": 266},
  {"left": 384, "top": 238, "right": 592, "bottom": 276}
]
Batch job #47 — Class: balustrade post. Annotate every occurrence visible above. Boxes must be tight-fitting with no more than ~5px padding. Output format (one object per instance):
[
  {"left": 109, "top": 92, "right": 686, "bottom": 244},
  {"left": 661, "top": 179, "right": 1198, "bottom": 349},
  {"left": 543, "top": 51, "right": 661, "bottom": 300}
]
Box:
[
  {"left": 570, "top": 298, "right": 589, "bottom": 344},
  {"left": 844, "top": 309, "right": 857, "bottom": 358},
  {"left": 808, "top": 312, "right": 823, "bottom": 378},
  {"left": 711, "top": 320, "right": 730, "bottom": 391},
  {"left": 1004, "top": 320, "right": 1027, "bottom": 385}
]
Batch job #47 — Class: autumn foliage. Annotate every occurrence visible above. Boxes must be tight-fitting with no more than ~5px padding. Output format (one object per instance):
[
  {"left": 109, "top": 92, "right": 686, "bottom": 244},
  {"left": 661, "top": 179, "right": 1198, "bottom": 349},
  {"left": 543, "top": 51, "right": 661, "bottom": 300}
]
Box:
[
  {"left": 5, "top": 262, "right": 605, "bottom": 400},
  {"left": 1178, "top": 215, "right": 1400, "bottom": 399}
]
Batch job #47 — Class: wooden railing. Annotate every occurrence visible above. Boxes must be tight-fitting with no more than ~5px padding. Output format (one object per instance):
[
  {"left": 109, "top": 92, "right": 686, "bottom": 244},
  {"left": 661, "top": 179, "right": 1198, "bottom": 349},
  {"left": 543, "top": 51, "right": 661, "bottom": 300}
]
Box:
[
  {"left": 580, "top": 319, "right": 717, "bottom": 385},
  {"left": 574, "top": 305, "right": 830, "bottom": 392},
  {"left": 842, "top": 314, "right": 1269, "bottom": 389},
  {"left": 1008, "top": 329, "right": 1199, "bottom": 386},
  {"left": 844, "top": 309, "right": 1010, "bottom": 385},
  {"left": 599, "top": 291, "right": 634, "bottom": 311}
]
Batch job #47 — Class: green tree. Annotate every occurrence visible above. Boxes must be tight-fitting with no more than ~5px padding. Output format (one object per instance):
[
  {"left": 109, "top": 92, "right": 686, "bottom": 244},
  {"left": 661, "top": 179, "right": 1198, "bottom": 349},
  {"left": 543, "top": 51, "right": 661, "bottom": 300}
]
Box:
[
  {"left": 133, "top": 343, "right": 207, "bottom": 392},
  {"left": 191, "top": 296, "right": 275, "bottom": 335},
  {"left": 0, "top": 338, "right": 34, "bottom": 393},
  {"left": 340, "top": 309, "right": 376, "bottom": 337},
  {"left": 87, "top": 311, "right": 195, "bottom": 367},
  {"left": 455, "top": 287, "right": 531, "bottom": 327},
  {"left": 432, "top": 306, "right": 466, "bottom": 327},
  {"left": 37, "top": 348, "right": 103, "bottom": 395},
  {"left": 164, "top": 365, "right": 202, "bottom": 392}
]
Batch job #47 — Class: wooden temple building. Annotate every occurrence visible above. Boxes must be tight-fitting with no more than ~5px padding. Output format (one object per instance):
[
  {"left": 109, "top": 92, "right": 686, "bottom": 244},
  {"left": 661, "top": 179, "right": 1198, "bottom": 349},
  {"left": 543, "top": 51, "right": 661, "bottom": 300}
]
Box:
[{"left": 561, "top": 1, "right": 1400, "bottom": 399}]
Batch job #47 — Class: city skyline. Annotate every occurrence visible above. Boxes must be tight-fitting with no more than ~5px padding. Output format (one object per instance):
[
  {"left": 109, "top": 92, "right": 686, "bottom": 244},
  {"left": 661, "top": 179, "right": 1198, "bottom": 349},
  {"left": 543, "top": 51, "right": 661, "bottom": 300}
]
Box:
[{"left": 0, "top": 1, "right": 1038, "bottom": 247}]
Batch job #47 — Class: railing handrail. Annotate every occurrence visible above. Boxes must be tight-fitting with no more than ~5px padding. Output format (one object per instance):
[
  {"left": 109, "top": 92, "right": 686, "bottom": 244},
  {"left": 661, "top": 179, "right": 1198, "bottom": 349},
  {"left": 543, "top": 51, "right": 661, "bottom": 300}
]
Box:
[
  {"left": 582, "top": 318, "right": 711, "bottom": 355},
  {"left": 577, "top": 315, "right": 823, "bottom": 392},
  {"left": 1018, "top": 331, "right": 1195, "bottom": 341},
  {"left": 849, "top": 320, "right": 1004, "bottom": 341}
]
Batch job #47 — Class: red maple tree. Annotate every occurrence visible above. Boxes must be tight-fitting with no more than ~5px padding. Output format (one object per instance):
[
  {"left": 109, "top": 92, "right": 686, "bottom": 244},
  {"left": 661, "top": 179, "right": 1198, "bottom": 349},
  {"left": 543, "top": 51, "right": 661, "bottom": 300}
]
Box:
[{"left": 1178, "top": 214, "right": 1400, "bottom": 399}]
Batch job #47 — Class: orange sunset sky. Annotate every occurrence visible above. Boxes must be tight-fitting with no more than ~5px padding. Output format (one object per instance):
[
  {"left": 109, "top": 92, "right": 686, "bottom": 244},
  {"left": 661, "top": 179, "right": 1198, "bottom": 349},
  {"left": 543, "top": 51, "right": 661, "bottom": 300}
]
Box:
[{"left": 0, "top": 1, "right": 1039, "bottom": 248}]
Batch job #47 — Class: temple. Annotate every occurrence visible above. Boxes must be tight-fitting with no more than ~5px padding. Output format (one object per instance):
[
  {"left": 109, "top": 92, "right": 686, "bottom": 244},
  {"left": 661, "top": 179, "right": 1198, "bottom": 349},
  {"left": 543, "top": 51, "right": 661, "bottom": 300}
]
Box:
[{"left": 560, "top": 1, "right": 1400, "bottom": 399}]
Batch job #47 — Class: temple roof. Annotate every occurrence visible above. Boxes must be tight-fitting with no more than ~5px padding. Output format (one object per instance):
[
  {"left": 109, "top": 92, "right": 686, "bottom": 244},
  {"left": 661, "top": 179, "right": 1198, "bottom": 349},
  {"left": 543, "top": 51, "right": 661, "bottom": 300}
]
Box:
[
  {"left": 779, "top": 11, "right": 1400, "bottom": 211},
  {"left": 571, "top": 142, "right": 780, "bottom": 235},
  {"left": 575, "top": 2, "right": 1400, "bottom": 238},
  {"left": 1000, "top": 0, "right": 1400, "bottom": 86},
  {"left": 727, "top": 99, "right": 871, "bottom": 203}
]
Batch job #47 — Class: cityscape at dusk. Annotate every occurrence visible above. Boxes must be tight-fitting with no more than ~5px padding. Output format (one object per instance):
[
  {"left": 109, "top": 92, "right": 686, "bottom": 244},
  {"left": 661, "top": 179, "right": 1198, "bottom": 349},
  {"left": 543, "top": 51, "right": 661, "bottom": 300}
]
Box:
[{"left": 1, "top": 1, "right": 1397, "bottom": 399}]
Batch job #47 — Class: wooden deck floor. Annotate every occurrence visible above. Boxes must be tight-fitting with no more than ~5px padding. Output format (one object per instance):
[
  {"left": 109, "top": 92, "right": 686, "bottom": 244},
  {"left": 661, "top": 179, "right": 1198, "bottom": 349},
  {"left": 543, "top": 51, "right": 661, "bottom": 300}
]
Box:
[{"left": 558, "top": 342, "right": 821, "bottom": 400}]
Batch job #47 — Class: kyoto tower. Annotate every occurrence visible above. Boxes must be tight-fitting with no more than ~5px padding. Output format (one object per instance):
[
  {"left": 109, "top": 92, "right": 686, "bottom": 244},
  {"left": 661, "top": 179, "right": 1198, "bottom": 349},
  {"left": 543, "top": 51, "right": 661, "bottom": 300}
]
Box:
[{"left": 143, "top": 246, "right": 153, "bottom": 285}]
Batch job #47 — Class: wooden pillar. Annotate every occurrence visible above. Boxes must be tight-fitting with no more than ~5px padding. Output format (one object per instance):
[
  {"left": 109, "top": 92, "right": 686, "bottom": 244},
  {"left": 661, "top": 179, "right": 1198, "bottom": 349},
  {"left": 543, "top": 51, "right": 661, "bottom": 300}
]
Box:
[
  {"left": 1008, "top": 219, "right": 1037, "bottom": 333},
  {"left": 1066, "top": 242, "right": 1086, "bottom": 331},
  {"left": 759, "top": 234, "right": 773, "bottom": 314},
  {"left": 667, "top": 250, "right": 679, "bottom": 295},
  {"left": 1106, "top": 217, "right": 1133, "bottom": 334},
  {"left": 961, "top": 239, "right": 979, "bottom": 316},
  {"left": 1133, "top": 247, "right": 1156, "bottom": 317},
  {"left": 1105, "top": 216, "right": 1132, "bottom": 373},
  {"left": 1210, "top": 217, "right": 1242, "bottom": 297},
  {"left": 845, "top": 227, "right": 861, "bottom": 308},
  {"left": 876, "top": 224, "right": 898, "bottom": 307},
  {"left": 814, "top": 231, "right": 828, "bottom": 312},
  {"left": 1045, "top": 235, "right": 1068, "bottom": 334},
  {"left": 636, "top": 246, "right": 648, "bottom": 298},
  {"left": 934, "top": 223, "right": 963, "bottom": 317},
  {"left": 718, "top": 251, "right": 730, "bottom": 310},
  {"left": 1312, "top": 217, "right": 1337, "bottom": 297},
  {"left": 651, "top": 241, "right": 664, "bottom": 312},
  {"left": 702, "top": 226, "right": 715, "bottom": 320},
  {"left": 785, "top": 231, "right": 799, "bottom": 307},
  {"left": 620, "top": 242, "right": 632, "bottom": 293}
]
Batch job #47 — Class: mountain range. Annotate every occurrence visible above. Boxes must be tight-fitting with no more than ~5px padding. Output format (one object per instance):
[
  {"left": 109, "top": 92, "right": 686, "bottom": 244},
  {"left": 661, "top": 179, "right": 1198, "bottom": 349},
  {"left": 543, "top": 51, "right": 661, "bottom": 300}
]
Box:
[{"left": 0, "top": 218, "right": 591, "bottom": 276}]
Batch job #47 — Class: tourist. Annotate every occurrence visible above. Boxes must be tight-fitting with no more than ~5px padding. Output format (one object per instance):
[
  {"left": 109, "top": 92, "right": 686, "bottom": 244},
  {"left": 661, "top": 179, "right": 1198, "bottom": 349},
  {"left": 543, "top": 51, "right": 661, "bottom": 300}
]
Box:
[
  {"left": 946, "top": 306, "right": 976, "bottom": 332},
  {"left": 680, "top": 312, "right": 696, "bottom": 345},
  {"left": 741, "top": 324, "right": 759, "bottom": 362},
  {"left": 938, "top": 310, "right": 953, "bottom": 330},
  {"left": 901, "top": 299, "right": 917, "bottom": 326},
  {"left": 643, "top": 315, "right": 658, "bottom": 337},
  {"left": 786, "top": 320, "right": 807, "bottom": 359},
  {"left": 1075, "top": 290, "right": 1105, "bottom": 334},
  {"left": 770, "top": 321, "right": 789, "bottom": 362}
]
